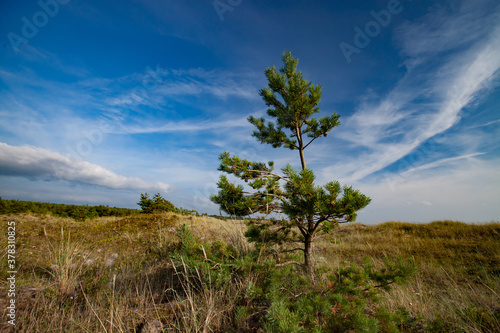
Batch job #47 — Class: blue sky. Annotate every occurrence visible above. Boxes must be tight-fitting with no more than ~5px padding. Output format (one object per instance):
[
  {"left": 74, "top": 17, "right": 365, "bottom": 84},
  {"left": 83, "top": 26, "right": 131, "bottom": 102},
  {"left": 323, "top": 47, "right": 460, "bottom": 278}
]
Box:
[{"left": 1, "top": 0, "right": 499, "bottom": 223}]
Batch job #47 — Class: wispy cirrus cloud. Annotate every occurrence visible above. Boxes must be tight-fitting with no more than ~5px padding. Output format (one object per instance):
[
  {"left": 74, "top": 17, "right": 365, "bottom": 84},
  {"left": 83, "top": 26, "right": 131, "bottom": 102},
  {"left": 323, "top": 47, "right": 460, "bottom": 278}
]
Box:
[
  {"left": 0, "top": 61, "right": 260, "bottom": 152},
  {"left": 111, "top": 115, "right": 252, "bottom": 134},
  {"left": 0, "top": 142, "right": 170, "bottom": 192},
  {"left": 399, "top": 152, "right": 486, "bottom": 177},
  {"left": 466, "top": 119, "right": 500, "bottom": 129},
  {"left": 324, "top": 1, "right": 500, "bottom": 184},
  {"left": 103, "top": 67, "right": 259, "bottom": 110},
  {"left": 395, "top": 0, "right": 500, "bottom": 70}
]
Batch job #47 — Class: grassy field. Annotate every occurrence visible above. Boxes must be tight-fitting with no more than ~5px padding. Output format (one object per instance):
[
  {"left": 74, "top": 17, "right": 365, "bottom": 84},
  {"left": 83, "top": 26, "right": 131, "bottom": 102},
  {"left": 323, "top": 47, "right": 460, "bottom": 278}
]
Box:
[{"left": 0, "top": 213, "right": 498, "bottom": 332}]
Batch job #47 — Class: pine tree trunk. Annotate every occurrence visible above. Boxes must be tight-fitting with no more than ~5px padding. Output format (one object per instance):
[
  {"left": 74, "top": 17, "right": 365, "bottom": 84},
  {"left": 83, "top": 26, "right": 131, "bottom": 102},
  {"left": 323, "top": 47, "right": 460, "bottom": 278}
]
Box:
[
  {"left": 299, "top": 148, "right": 306, "bottom": 170},
  {"left": 303, "top": 233, "right": 312, "bottom": 273},
  {"left": 296, "top": 125, "right": 306, "bottom": 170}
]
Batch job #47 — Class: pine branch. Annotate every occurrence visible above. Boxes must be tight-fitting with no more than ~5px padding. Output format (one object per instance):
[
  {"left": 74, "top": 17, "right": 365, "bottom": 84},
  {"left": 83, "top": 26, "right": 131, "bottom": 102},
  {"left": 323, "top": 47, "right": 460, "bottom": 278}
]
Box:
[
  {"left": 303, "top": 135, "right": 321, "bottom": 149},
  {"left": 363, "top": 280, "right": 395, "bottom": 292},
  {"left": 280, "top": 247, "right": 305, "bottom": 253},
  {"left": 242, "top": 169, "right": 290, "bottom": 181},
  {"left": 275, "top": 261, "right": 303, "bottom": 267},
  {"left": 297, "top": 225, "right": 307, "bottom": 237},
  {"left": 242, "top": 191, "right": 282, "bottom": 198}
]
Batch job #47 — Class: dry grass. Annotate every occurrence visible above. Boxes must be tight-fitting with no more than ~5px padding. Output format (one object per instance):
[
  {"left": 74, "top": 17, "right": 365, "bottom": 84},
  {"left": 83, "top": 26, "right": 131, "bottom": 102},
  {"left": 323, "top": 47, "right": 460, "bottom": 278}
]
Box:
[
  {"left": 316, "top": 221, "right": 500, "bottom": 332},
  {"left": 0, "top": 214, "right": 498, "bottom": 332},
  {"left": 0, "top": 212, "right": 249, "bottom": 332}
]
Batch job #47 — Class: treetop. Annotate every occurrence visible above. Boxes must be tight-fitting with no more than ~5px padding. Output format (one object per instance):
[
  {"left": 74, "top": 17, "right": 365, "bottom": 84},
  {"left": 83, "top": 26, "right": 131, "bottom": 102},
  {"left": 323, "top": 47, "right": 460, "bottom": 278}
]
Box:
[{"left": 248, "top": 51, "right": 341, "bottom": 162}]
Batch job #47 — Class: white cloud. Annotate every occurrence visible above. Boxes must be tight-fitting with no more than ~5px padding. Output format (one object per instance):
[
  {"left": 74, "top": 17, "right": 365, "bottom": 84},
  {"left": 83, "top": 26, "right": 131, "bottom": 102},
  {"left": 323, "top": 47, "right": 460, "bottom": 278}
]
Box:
[
  {"left": 0, "top": 142, "right": 170, "bottom": 192},
  {"left": 395, "top": 0, "right": 500, "bottom": 69},
  {"left": 112, "top": 115, "right": 252, "bottom": 134},
  {"left": 326, "top": 3, "right": 500, "bottom": 184},
  {"left": 103, "top": 66, "right": 259, "bottom": 113},
  {"left": 355, "top": 157, "right": 500, "bottom": 223},
  {"left": 466, "top": 119, "right": 500, "bottom": 129},
  {"left": 400, "top": 152, "right": 485, "bottom": 176}
]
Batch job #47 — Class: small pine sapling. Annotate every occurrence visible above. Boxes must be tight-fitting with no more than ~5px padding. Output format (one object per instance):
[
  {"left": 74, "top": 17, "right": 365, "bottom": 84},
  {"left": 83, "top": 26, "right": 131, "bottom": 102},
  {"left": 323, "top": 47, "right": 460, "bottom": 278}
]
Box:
[{"left": 211, "top": 51, "right": 371, "bottom": 272}]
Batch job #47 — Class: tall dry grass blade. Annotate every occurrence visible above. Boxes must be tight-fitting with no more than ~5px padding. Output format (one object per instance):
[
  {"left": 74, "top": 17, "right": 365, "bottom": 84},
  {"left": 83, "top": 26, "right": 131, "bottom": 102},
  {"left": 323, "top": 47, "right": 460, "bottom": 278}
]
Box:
[
  {"left": 110, "top": 274, "right": 116, "bottom": 333},
  {"left": 80, "top": 282, "right": 109, "bottom": 333}
]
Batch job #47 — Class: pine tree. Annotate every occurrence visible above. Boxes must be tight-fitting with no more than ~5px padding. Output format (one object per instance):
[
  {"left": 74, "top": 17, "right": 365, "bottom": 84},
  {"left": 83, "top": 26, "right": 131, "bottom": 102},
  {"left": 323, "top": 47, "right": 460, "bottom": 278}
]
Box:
[
  {"left": 152, "top": 193, "right": 175, "bottom": 212},
  {"left": 138, "top": 193, "right": 154, "bottom": 213},
  {"left": 138, "top": 193, "right": 175, "bottom": 213},
  {"left": 211, "top": 51, "right": 371, "bottom": 272}
]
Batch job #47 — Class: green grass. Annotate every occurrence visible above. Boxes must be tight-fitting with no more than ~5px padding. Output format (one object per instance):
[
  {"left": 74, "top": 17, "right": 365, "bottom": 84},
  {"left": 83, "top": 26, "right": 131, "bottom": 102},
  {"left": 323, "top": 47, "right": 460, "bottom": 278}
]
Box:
[
  {"left": 1, "top": 213, "right": 498, "bottom": 332},
  {"left": 321, "top": 221, "right": 500, "bottom": 332}
]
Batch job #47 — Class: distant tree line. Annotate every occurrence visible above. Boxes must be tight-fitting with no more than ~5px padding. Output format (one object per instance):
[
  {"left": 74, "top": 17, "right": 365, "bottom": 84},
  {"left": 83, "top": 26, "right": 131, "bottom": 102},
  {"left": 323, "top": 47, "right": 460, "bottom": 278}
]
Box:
[
  {"left": 0, "top": 197, "right": 140, "bottom": 220},
  {"left": 0, "top": 194, "right": 204, "bottom": 221}
]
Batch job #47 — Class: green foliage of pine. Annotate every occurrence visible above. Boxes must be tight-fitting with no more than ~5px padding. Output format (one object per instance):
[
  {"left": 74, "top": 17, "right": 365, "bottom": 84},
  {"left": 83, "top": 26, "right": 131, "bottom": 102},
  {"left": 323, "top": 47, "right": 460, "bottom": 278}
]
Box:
[
  {"left": 138, "top": 193, "right": 200, "bottom": 216},
  {"left": 253, "top": 257, "right": 416, "bottom": 332},
  {"left": 138, "top": 192, "right": 175, "bottom": 213},
  {"left": 211, "top": 51, "right": 371, "bottom": 272},
  {"left": 166, "top": 223, "right": 418, "bottom": 332}
]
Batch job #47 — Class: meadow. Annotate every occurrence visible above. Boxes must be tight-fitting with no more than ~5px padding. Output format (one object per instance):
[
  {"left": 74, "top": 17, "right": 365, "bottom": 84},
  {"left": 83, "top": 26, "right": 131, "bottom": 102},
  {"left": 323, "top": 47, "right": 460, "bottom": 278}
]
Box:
[{"left": 0, "top": 212, "right": 498, "bottom": 332}]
